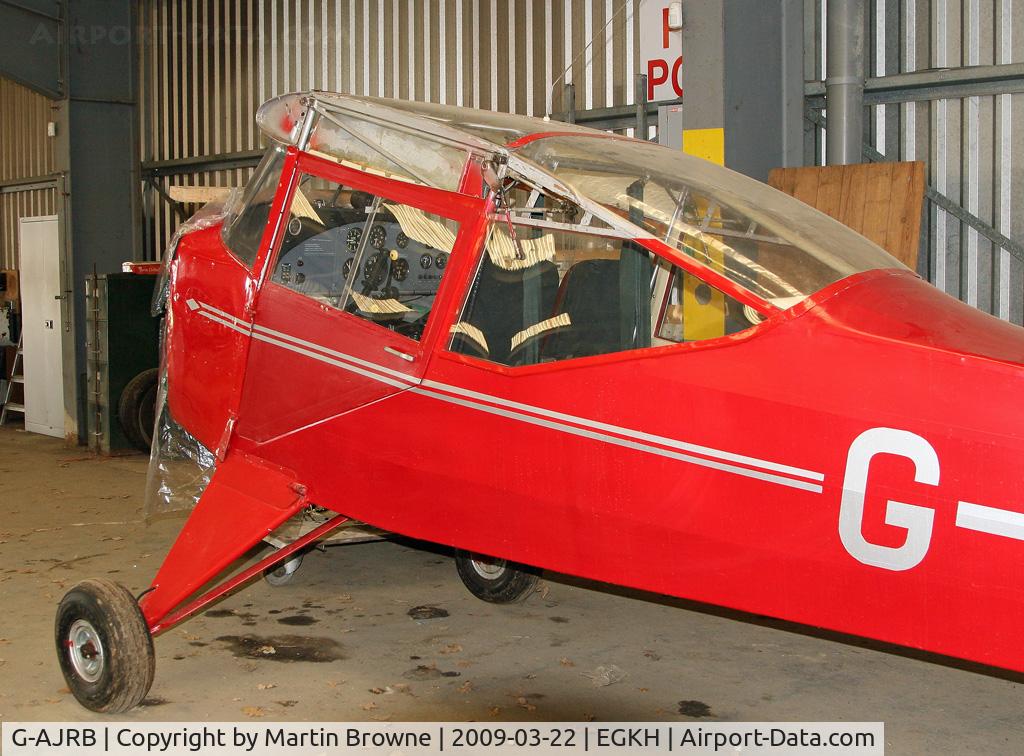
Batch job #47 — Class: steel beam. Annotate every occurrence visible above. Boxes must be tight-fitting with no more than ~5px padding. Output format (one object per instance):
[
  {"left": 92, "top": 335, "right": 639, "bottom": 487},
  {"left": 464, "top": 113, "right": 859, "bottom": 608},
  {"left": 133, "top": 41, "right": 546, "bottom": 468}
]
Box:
[
  {"left": 634, "top": 74, "right": 649, "bottom": 139},
  {"left": 806, "top": 62, "right": 1024, "bottom": 105},
  {"left": 549, "top": 98, "right": 677, "bottom": 131},
  {"left": 0, "top": 174, "right": 59, "bottom": 193},
  {"left": 141, "top": 150, "right": 264, "bottom": 178}
]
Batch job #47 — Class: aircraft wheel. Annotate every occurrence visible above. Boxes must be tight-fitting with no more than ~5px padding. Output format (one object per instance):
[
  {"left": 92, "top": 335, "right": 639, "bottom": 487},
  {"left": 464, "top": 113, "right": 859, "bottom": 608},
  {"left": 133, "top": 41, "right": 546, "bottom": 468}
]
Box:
[
  {"left": 118, "top": 368, "right": 159, "bottom": 452},
  {"left": 454, "top": 550, "right": 539, "bottom": 604},
  {"left": 55, "top": 579, "right": 155, "bottom": 713},
  {"left": 264, "top": 553, "right": 303, "bottom": 586}
]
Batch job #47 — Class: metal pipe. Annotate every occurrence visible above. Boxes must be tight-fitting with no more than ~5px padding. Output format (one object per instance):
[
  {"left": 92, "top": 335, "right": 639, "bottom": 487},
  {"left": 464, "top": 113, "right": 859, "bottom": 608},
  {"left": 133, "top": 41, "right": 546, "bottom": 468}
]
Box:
[
  {"left": 825, "top": 0, "right": 865, "bottom": 164},
  {"left": 635, "top": 74, "right": 649, "bottom": 139}
]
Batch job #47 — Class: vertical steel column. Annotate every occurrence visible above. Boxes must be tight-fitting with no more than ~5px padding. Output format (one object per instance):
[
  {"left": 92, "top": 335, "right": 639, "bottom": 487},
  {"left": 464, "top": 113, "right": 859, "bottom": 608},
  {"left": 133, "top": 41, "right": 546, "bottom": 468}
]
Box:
[
  {"left": 635, "top": 74, "right": 649, "bottom": 139},
  {"left": 825, "top": 0, "right": 865, "bottom": 164}
]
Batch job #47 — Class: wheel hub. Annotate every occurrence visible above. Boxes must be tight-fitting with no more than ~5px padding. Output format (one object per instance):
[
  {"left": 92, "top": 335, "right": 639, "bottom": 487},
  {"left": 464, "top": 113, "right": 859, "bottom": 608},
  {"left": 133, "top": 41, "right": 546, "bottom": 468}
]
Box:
[
  {"left": 470, "top": 555, "right": 507, "bottom": 579},
  {"left": 273, "top": 554, "right": 302, "bottom": 577},
  {"left": 67, "top": 619, "right": 105, "bottom": 683}
]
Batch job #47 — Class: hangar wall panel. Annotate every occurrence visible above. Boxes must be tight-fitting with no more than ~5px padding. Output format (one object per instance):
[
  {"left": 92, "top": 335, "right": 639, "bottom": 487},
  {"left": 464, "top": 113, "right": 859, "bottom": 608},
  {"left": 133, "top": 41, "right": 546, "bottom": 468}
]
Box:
[
  {"left": 0, "top": 77, "right": 57, "bottom": 270},
  {"left": 806, "top": 0, "right": 1024, "bottom": 324},
  {"left": 137, "top": 0, "right": 642, "bottom": 259}
]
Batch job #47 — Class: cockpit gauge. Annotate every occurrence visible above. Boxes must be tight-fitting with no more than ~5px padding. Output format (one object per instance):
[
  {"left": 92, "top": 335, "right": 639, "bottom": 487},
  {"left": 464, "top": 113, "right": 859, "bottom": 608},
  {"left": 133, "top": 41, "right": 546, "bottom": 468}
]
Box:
[
  {"left": 368, "top": 224, "right": 387, "bottom": 250},
  {"left": 363, "top": 251, "right": 390, "bottom": 288},
  {"left": 395, "top": 231, "right": 409, "bottom": 249},
  {"left": 392, "top": 257, "right": 409, "bottom": 282},
  {"left": 419, "top": 253, "right": 433, "bottom": 270},
  {"left": 435, "top": 252, "right": 449, "bottom": 270},
  {"left": 287, "top": 217, "right": 303, "bottom": 236},
  {"left": 346, "top": 228, "right": 362, "bottom": 252}
]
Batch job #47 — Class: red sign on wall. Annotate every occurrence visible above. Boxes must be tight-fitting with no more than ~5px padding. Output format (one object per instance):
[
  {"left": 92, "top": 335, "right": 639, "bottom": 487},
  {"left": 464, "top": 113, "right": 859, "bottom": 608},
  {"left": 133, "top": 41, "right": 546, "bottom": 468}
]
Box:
[{"left": 639, "top": 1, "right": 683, "bottom": 101}]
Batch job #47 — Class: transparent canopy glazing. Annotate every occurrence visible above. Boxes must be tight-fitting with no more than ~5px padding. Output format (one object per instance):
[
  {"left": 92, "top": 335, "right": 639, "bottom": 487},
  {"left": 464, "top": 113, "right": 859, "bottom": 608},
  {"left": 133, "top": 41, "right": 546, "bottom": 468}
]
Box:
[
  {"left": 514, "top": 137, "right": 906, "bottom": 305},
  {"left": 256, "top": 92, "right": 907, "bottom": 307}
]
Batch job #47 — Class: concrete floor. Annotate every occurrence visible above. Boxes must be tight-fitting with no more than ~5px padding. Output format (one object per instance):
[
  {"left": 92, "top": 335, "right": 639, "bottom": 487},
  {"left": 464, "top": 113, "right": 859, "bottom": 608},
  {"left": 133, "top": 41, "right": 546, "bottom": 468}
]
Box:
[{"left": 1, "top": 427, "right": 1023, "bottom": 752}]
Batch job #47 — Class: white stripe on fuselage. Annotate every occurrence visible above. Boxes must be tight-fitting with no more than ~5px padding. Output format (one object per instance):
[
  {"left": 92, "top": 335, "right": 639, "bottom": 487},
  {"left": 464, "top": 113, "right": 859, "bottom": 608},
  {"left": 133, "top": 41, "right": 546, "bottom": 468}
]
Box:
[
  {"left": 186, "top": 298, "right": 826, "bottom": 494},
  {"left": 956, "top": 501, "right": 1024, "bottom": 541}
]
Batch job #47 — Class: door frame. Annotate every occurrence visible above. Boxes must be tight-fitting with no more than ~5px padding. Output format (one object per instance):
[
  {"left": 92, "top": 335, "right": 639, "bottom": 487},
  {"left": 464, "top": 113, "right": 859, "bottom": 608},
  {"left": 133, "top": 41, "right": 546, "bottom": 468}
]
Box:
[{"left": 249, "top": 147, "right": 490, "bottom": 367}]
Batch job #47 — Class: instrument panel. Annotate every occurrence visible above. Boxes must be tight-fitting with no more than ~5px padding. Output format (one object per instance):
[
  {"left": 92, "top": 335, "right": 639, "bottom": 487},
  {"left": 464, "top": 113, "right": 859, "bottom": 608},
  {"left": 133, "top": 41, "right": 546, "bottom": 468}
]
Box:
[{"left": 272, "top": 210, "right": 450, "bottom": 312}]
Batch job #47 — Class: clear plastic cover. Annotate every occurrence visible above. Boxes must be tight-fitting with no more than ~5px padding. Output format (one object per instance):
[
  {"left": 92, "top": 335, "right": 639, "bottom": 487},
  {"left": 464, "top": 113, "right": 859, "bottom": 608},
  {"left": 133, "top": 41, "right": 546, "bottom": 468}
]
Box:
[
  {"left": 363, "top": 96, "right": 600, "bottom": 146},
  {"left": 143, "top": 370, "right": 217, "bottom": 518},
  {"left": 144, "top": 198, "right": 237, "bottom": 518},
  {"left": 514, "top": 137, "right": 907, "bottom": 305},
  {"left": 256, "top": 93, "right": 472, "bottom": 192}
]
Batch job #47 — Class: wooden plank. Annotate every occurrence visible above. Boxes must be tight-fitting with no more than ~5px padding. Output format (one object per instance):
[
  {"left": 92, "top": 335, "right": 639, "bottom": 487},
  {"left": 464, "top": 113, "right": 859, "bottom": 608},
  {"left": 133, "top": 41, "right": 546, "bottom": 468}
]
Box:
[
  {"left": 890, "top": 161, "right": 926, "bottom": 270},
  {"left": 859, "top": 161, "right": 895, "bottom": 252},
  {"left": 814, "top": 165, "right": 844, "bottom": 219},
  {"left": 769, "top": 162, "right": 925, "bottom": 267},
  {"left": 791, "top": 167, "right": 821, "bottom": 206},
  {"left": 167, "top": 185, "right": 233, "bottom": 204},
  {"left": 767, "top": 167, "right": 797, "bottom": 197},
  {"left": 838, "top": 162, "right": 870, "bottom": 235}
]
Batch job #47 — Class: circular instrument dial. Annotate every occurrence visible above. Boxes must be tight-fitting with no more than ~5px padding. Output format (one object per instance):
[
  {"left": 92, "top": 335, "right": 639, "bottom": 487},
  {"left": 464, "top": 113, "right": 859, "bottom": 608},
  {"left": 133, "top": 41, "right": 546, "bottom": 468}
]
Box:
[
  {"left": 419, "top": 253, "right": 433, "bottom": 270},
  {"left": 368, "top": 224, "right": 387, "bottom": 250},
  {"left": 392, "top": 257, "right": 409, "bottom": 282},
  {"left": 395, "top": 231, "right": 409, "bottom": 249},
  {"left": 363, "top": 251, "right": 388, "bottom": 288},
  {"left": 346, "top": 227, "right": 362, "bottom": 252},
  {"left": 435, "top": 252, "right": 449, "bottom": 270}
]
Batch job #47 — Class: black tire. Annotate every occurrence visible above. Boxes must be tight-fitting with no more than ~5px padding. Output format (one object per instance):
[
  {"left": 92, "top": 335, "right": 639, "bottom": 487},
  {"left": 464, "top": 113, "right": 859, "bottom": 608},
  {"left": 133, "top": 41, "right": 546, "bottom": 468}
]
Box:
[
  {"left": 118, "top": 368, "right": 160, "bottom": 453},
  {"left": 263, "top": 553, "right": 304, "bottom": 587},
  {"left": 454, "top": 549, "right": 539, "bottom": 604},
  {"left": 55, "top": 579, "right": 155, "bottom": 713}
]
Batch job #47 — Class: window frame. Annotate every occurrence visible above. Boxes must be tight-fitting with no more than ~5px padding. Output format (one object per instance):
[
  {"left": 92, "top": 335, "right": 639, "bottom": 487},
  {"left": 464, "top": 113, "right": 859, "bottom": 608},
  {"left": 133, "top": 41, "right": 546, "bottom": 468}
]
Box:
[
  {"left": 436, "top": 193, "right": 780, "bottom": 378},
  {"left": 251, "top": 146, "right": 490, "bottom": 357}
]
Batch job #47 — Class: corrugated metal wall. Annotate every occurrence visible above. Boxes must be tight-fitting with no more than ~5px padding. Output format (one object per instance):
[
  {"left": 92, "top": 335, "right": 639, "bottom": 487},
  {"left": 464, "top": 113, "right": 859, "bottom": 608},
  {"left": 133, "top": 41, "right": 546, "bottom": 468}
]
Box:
[
  {"left": 0, "top": 77, "right": 58, "bottom": 270},
  {"left": 805, "top": 0, "right": 1024, "bottom": 323},
  {"left": 137, "top": 0, "right": 642, "bottom": 258}
]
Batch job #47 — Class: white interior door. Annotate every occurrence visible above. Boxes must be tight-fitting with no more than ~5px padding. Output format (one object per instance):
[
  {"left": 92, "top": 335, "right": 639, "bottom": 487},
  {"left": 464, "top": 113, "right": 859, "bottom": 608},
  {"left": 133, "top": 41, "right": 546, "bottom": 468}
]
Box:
[{"left": 18, "top": 216, "right": 64, "bottom": 438}]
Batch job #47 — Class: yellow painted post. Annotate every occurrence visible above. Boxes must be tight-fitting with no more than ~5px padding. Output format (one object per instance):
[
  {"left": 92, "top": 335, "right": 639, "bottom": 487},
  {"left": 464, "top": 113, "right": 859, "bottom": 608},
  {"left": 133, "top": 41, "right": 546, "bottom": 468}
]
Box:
[{"left": 680, "top": 128, "right": 726, "bottom": 339}]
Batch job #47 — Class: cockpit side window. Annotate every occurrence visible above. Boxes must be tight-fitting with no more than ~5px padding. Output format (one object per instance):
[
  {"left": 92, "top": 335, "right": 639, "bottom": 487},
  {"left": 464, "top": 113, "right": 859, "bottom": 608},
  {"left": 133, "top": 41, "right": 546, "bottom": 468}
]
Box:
[
  {"left": 447, "top": 189, "right": 755, "bottom": 368},
  {"left": 221, "top": 145, "right": 287, "bottom": 268},
  {"left": 268, "top": 172, "right": 459, "bottom": 343}
]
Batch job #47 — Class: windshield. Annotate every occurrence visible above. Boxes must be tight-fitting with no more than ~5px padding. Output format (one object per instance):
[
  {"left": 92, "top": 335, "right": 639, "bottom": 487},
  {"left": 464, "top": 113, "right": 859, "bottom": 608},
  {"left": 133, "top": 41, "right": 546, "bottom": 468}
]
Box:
[
  {"left": 514, "top": 137, "right": 906, "bottom": 306},
  {"left": 221, "top": 145, "right": 287, "bottom": 268}
]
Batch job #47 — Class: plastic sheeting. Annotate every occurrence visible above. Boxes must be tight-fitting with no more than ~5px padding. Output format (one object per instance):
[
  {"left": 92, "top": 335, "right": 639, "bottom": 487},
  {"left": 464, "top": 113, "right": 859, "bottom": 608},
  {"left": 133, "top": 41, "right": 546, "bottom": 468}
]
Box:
[{"left": 144, "top": 197, "right": 237, "bottom": 518}]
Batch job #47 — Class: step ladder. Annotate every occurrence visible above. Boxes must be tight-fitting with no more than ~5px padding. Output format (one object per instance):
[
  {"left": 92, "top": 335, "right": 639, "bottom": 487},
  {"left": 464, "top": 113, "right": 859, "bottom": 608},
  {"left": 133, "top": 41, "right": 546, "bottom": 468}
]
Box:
[{"left": 0, "top": 334, "right": 25, "bottom": 425}]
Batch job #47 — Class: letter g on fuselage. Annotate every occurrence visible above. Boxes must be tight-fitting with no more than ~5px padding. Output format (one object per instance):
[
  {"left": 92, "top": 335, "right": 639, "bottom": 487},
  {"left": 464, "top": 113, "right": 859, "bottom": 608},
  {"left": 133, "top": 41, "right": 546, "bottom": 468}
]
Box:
[{"left": 839, "top": 427, "right": 940, "bottom": 571}]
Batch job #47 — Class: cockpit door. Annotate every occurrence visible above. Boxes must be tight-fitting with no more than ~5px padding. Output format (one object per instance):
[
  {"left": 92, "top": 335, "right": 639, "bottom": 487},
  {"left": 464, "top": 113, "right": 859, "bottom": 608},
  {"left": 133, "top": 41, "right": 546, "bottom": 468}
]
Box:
[{"left": 233, "top": 151, "right": 485, "bottom": 447}]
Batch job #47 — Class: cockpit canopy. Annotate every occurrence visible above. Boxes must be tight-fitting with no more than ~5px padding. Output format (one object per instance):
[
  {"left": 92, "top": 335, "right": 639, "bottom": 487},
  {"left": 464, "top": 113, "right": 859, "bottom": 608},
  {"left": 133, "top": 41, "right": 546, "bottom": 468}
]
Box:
[{"left": 254, "top": 92, "right": 905, "bottom": 308}]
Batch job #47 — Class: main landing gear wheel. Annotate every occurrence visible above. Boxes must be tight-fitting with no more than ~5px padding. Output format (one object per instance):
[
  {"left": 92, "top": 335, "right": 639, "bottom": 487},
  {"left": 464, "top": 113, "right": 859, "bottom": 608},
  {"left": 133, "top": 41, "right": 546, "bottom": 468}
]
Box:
[
  {"left": 55, "top": 579, "right": 155, "bottom": 713},
  {"left": 263, "top": 552, "right": 304, "bottom": 587},
  {"left": 454, "top": 549, "right": 539, "bottom": 604}
]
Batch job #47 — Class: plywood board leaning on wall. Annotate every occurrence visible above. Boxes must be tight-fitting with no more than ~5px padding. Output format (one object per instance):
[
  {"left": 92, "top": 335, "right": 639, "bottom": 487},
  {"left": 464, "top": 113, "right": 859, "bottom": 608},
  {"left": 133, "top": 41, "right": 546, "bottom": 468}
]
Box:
[{"left": 767, "top": 162, "right": 926, "bottom": 271}]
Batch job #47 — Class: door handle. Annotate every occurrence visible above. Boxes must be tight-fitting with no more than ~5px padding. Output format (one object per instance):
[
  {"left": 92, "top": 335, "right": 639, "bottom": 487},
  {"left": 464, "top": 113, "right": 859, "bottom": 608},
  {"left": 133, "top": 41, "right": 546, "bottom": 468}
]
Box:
[{"left": 383, "top": 346, "right": 414, "bottom": 362}]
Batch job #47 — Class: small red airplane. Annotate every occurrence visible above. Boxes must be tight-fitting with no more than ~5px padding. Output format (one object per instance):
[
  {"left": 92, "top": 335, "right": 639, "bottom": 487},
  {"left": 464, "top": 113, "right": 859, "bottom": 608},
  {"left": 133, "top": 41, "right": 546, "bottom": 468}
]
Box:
[{"left": 55, "top": 92, "right": 1024, "bottom": 712}]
